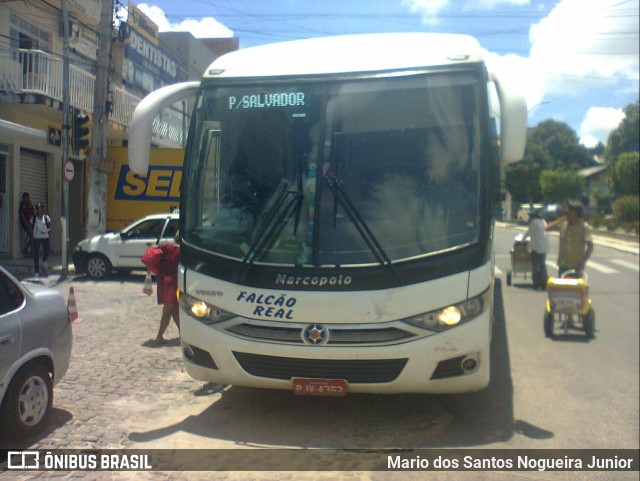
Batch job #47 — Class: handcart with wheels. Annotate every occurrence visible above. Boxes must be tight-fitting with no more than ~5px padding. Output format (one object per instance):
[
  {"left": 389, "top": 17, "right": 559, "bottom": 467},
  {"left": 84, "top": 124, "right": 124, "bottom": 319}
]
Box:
[
  {"left": 506, "top": 233, "right": 531, "bottom": 286},
  {"left": 544, "top": 270, "right": 595, "bottom": 338}
]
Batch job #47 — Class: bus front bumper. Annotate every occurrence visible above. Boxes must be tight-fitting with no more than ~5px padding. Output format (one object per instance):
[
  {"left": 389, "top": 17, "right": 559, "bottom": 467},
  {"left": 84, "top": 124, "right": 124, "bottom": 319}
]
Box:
[{"left": 179, "top": 311, "right": 492, "bottom": 395}]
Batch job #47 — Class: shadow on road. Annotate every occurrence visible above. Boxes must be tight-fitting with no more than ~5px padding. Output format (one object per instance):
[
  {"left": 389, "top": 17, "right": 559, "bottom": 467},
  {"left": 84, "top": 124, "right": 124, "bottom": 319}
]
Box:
[
  {"left": 142, "top": 337, "right": 181, "bottom": 348},
  {"left": 70, "top": 270, "right": 148, "bottom": 284},
  {"left": 511, "top": 282, "right": 536, "bottom": 290},
  {"left": 127, "top": 279, "right": 552, "bottom": 448},
  {"left": 0, "top": 407, "right": 73, "bottom": 449},
  {"left": 548, "top": 333, "right": 594, "bottom": 343}
]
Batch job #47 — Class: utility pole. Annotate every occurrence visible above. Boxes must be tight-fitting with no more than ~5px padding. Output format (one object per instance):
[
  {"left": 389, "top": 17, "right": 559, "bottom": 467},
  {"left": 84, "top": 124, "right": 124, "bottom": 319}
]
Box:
[
  {"left": 60, "top": 0, "right": 70, "bottom": 277},
  {"left": 87, "top": 0, "right": 113, "bottom": 238}
]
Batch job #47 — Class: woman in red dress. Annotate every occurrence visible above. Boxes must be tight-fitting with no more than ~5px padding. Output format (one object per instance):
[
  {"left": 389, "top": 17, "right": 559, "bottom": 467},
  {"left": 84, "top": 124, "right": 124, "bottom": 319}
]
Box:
[{"left": 155, "top": 239, "right": 181, "bottom": 344}]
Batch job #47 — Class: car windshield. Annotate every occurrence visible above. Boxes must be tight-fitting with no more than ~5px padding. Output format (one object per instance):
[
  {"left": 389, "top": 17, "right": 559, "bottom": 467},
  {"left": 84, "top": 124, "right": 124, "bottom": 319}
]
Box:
[
  {"left": 183, "top": 71, "right": 482, "bottom": 267},
  {"left": 123, "top": 219, "right": 166, "bottom": 239}
]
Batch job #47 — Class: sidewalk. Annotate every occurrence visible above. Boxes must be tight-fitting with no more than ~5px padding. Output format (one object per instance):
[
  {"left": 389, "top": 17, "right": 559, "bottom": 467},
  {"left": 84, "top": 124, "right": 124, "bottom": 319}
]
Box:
[
  {"left": 1, "top": 255, "right": 76, "bottom": 287},
  {"left": 2, "top": 224, "right": 637, "bottom": 287}
]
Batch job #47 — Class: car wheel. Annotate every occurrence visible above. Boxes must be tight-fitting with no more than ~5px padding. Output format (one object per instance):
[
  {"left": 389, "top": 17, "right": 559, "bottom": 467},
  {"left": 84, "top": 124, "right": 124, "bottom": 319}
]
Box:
[
  {"left": 85, "top": 254, "right": 112, "bottom": 279},
  {"left": 0, "top": 362, "right": 53, "bottom": 439}
]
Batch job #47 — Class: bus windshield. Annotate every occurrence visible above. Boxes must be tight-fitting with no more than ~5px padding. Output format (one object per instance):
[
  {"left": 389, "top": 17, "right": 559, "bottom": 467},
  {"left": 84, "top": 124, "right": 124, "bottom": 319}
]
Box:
[{"left": 183, "top": 71, "right": 482, "bottom": 268}]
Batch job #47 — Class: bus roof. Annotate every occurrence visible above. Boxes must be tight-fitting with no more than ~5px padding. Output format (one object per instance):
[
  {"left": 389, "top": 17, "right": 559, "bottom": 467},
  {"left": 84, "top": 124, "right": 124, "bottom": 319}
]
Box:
[{"left": 203, "top": 33, "right": 483, "bottom": 79}]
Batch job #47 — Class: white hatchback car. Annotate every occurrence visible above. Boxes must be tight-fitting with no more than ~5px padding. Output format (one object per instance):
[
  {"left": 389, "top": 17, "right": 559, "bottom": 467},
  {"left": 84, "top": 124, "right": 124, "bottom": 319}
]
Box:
[
  {"left": 0, "top": 264, "right": 73, "bottom": 439},
  {"left": 72, "top": 212, "right": 179, "bottom": 279}
]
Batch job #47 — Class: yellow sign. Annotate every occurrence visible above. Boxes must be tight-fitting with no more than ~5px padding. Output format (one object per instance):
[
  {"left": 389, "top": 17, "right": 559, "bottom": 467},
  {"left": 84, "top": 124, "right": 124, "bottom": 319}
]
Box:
[
  {"left": 106, "top": 147, "right": 183, "bottom": 230},
  {"left": 128, "top": 1, "right": 159, "bottom": 46}
]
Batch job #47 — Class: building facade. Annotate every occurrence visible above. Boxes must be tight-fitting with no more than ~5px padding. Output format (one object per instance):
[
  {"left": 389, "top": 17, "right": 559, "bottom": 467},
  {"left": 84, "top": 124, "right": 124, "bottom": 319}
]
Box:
[{"left": 0, "top": 0, "right": 237, "bottom": 261}]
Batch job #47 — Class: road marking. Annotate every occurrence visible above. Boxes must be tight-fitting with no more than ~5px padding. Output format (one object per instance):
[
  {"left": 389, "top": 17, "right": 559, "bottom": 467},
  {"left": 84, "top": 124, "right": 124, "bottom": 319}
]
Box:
[
  {"left": 611, "top": 259, "right": 639, "bottom": 271},
  {"left": 544, "top": 260, "right": 623, "bottom": 274},
  {"left": 586, "top": 260, "right": 618, "bottom": 274}
]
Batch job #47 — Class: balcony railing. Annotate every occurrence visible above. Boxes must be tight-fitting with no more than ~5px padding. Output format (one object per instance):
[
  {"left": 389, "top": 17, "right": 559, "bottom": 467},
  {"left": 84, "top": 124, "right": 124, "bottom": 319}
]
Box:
[{"left": 0, "top": 48, "right": 187, "bottom": 147}]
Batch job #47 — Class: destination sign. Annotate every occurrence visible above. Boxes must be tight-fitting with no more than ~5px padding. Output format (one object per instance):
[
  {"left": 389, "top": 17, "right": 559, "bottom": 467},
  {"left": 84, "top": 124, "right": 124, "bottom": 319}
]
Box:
[{"left": 228, "top": 92, "right": 305, "bottom": 110}]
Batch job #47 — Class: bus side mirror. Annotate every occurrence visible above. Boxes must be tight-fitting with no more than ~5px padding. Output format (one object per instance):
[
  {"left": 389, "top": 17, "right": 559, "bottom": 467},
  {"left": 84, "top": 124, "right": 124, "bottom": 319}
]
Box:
[
  {"left": 489, "top": 73, "right": 527, "bottom": 165},
  {"left": 129, "top": 81, "right": 200, "bottom": 176}
]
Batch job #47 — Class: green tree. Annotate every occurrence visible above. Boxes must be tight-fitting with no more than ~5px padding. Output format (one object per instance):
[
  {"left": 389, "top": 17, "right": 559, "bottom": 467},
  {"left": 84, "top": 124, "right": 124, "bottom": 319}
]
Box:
[
  {"left": 505, "top": 120, "right": 590, "bottom": 203},
  {"left": 505, "top": 162, "right": 541, "bottom": 204},
  {"left": 613, "top": 196, "right": 640, "bottom": 233},
  {"left": 539, "top": 169, "right": 584, "bottom": 202},
  {"left": 605, "top": 100, "right": 640, "bottom": 194},
  {"left": 615, "top": 152, "right": 640, "bottom": 196},
  {"left": 605, "top": 100, "right": 640, "bottom": 162},
  {"left": 526, "top": 120, "right": 592, "bottom": 169}
]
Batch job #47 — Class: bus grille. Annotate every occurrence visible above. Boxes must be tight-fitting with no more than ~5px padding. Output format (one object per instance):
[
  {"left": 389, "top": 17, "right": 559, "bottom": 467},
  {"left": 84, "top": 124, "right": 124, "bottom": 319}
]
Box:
[
  {"left": 232, "top": 352, "right": 408, "bottom": 383},
  {"left": 226, "top": 323, "right": 415, "bottom": 345}
]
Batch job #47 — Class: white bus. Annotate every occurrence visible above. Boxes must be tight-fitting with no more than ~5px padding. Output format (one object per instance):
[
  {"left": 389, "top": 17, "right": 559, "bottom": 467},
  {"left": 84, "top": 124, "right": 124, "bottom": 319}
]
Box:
[{"left": 129, "top": 33, "right": 526, "bottom": 395}]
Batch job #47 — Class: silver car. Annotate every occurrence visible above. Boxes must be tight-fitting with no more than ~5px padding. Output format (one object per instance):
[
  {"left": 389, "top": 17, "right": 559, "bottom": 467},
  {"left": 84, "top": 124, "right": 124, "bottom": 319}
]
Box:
[{"left": 0, "top": 265, "right": 73, "bottom": 439}]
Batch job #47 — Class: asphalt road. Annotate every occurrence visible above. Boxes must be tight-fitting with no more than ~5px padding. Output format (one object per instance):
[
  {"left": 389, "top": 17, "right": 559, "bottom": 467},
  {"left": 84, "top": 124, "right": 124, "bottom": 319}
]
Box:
[
  {"left": 1, "top": 224, "right": 638, "bottom": 481},
  {"left": 494, "top": 224, "right": 639, "bottom": 451}
]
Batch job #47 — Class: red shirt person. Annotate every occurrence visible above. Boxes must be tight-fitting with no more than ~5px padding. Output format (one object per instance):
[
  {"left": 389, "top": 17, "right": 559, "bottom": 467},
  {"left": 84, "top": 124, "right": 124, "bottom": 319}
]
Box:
[
  {"left": 156, "top": 242, "right": 180, "bottom": 307},
  {"left": 155, "top": 242, "right": 181, "bottom": 344}
]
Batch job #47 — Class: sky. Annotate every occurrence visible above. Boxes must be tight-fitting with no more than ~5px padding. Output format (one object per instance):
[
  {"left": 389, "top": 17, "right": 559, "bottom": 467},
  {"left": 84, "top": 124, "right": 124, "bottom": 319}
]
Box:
[{"left": 129, "top": 0, "right": 639, "bottom": 149}]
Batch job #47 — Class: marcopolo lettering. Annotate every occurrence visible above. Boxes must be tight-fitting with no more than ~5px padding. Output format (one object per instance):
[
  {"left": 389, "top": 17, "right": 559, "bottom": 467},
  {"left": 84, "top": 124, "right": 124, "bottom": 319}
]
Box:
[
  {"left": 237, "top": 291, "right": 296, "bottom": 319},
  {"left": 228, "top": 92, "right": 305, "bottom": 110},
  {"left": 115, "top": 165, "right": 181, "bottom": 201},
  {"left": 275, "top": 274, "right": 352, "bottom": 287}
]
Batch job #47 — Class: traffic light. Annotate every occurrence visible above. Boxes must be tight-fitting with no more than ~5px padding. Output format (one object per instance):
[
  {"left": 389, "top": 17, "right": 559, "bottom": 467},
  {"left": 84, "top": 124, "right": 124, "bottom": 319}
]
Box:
[{"left": 72, "top": 112, "right": 90, "bottom": 154}]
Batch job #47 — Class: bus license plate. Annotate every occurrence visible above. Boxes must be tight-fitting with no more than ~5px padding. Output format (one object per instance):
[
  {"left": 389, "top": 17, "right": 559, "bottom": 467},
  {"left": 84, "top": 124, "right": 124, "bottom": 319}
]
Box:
[{"left": 292, "top": 378, "right": 347, "bottom": 397}]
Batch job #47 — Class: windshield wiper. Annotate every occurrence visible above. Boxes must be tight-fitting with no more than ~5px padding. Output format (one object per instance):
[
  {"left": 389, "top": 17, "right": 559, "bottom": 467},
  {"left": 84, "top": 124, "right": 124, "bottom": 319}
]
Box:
[
  {"left": 237, "top": 182, "right": 303, "bottom": 282},
  {"left": 293, "top": 153, "right": 305, "bottom": 236},
  {"left": 325, "top": 176, "right": 402, "bottom": 283}
]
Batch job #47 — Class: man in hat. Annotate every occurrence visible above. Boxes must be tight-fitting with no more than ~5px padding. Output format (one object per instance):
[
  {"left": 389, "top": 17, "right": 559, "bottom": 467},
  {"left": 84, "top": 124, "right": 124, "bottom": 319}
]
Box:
[
  {"left": 547, "top": 200, "right": 593, "bottom": 276},
  {"left": 523, "top": 209, "right": 549, "bottom": 290}
]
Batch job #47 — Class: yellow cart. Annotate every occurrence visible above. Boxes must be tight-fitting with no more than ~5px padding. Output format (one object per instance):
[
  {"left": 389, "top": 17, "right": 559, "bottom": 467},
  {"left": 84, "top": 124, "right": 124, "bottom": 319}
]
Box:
[{"left": 544, "top": 271, "right": 595, "bottom": 338}]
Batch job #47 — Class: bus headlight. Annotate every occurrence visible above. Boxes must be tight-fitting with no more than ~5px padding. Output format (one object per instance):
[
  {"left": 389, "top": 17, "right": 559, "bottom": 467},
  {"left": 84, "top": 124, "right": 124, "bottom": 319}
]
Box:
[
  {"left": 179, "top": 291, "right": 235, "bottom": 325},
  {"left": 402, "top": 288, "right": 492, "bottom": 332}
]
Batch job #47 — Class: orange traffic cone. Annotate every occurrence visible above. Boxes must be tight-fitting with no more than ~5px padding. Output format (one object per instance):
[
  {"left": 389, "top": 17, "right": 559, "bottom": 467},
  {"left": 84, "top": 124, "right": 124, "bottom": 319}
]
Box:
[
  {"left": 142, "top": 270, "right": 153, "bottom": 296},
  {"left": 67, "top": 286, "right": 82, "bottom": 324}
]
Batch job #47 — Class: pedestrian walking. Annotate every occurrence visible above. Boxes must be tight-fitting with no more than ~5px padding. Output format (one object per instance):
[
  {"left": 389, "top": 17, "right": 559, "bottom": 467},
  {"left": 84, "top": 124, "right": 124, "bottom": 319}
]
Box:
[
  {"left": 32, "top": 202, "right": 51, "bottom": 277},
  {"left": 147, "top": 234, "right": 181, "bottom": 344},
  {"left": 18, "top": 192, "right": 34, "bottom": 257},
  {"left": 523, "top": 209, "right": 549, "bottom": 290},
  {"left": 547, "top": 200, "right": 593, "bottom": 276}
]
